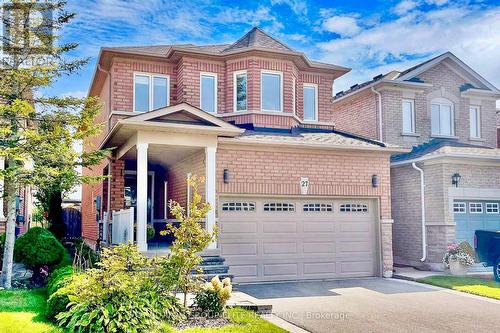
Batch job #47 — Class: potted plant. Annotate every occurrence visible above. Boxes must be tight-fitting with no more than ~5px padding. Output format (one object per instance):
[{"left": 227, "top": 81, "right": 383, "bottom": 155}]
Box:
[
  {"left": 443, "top": 242, "right": 475, "bottom": 275},
  {"left": 147, "top": 224, "right": 156, "bottom": 241}
]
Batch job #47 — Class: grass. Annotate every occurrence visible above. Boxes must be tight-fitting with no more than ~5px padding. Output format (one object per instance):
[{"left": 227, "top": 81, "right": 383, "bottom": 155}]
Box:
[
  {"left": 0, "top": 289, "right": 285, "bottom": 333},
  {"left": 417, "top": 275, "right": 500, "bottom": 300},
  {"left": 0, "top": 288, "right": 63, "bottom": 333}
]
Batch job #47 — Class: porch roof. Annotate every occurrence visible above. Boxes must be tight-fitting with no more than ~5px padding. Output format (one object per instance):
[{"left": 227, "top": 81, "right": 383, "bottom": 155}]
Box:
[{"left": 100, "top": 102, "right": 244, "bottom": 150}]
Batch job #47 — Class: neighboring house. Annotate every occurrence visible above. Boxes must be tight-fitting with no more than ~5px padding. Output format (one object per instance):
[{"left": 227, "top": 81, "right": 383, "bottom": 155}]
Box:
[
  {"left": 82, "top": 27, "right": 402, "bottom": 282},
  {"left": 332, "top": 52, "right": 500, "bottom": 269}
]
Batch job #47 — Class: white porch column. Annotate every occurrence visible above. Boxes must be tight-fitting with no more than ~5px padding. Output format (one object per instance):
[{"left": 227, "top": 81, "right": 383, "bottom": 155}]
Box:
[
  {"left": 136, "top": 143, "right": 148, "bottom": 252},
  {"left": 0, "top": 157, "right": 5, "bottom": 220},
  {"left": 205, "top": 146, "right": 217, "bottom": 249}
]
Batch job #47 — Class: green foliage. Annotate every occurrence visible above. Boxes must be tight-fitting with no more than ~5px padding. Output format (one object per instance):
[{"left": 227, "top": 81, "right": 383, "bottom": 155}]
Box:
[
  {"left": 72, "top": 238, "right": 100, "bottom": 271},
  {"left": 195, "top": 276, "right": 232, "bottom": 317},
  {"left": 47, "top": 266, "right": 73, "bottom": 296},
  {"left": 54, "top": 250, "right": 73, "bottom": 271},
  {"left": 13, "top": 227, "right": 65, "bottom": 269},
  {"left": 161, "top": 175, "right": 217, "bottom": 307},
  {"left": 56, "top": 244, "right": 185, "bottom": 333},
  {"left": 46, "top": 285, "right": 74, "bottom": 321},
  {"left": 147, "top": 224, "right": 156, "bottom": 241}
]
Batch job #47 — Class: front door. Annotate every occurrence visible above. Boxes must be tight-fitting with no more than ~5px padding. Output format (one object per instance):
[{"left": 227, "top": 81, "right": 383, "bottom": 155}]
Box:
[{"left": 124, "top": 171, "right": 154, "bottom": 222}]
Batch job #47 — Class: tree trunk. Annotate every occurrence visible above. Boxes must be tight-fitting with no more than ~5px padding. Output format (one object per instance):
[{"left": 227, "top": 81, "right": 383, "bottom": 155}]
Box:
[
  {"left": 1, "top": 182, "right": 17, "bottom": 289},
  {"left": 48, "top": 190, "right": 64, "bottom": 240}
]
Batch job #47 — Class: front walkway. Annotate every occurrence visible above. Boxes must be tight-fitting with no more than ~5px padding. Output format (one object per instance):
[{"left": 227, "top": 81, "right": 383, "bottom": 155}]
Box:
[
  {"left": 393, "top": 265, "right": 494, "bottom": 281},
  {"left": 234, "top": 278, "right": 500, "bottom": 333}
]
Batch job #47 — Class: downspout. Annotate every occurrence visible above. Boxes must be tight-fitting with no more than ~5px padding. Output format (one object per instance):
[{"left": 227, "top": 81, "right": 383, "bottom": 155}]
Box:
[
  {"left": 412, "top": 162, "right": 427, "bottom": 262},
  {"left": 97, "top": 64, "right": 112, "bottom": 129},
  {"left": 371, "top": 87, "right": 383, "bottom": 141}
]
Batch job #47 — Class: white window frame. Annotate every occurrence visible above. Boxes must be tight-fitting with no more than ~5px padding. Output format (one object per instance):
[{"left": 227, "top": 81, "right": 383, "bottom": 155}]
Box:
[
  {"left": 402, "top": 99, "right": 416, "bottom": 134},
  {"left": 469, "top": 105, "right": 481, "bottom": 139},
  {"left": 431, "top": 98, "right": 455, "bottom": 137},
  {"left": 303, "top": 83, "right": 318, "bottom": 122},
  {"left": 469, "top": 202, "right": 483, "bottom": 214},
  {"left": 453, "top": 202, "right": 466, "bottom": 214},
  {"left": 292, "top": 77, "right": 296, "bottom": 115},
  {"left": 260, "top": 70, "right": 283, "bottom": 112},
  {"left": 233, "top": 70, "right": 247, "bottom": 112},
  {"left": 133, "top": 72, "right": 170, "bottom": 112},
  {"left": 485, "top": 203, "right": 499, "bottom": 214},
  {"left": 200, "top": 72, "right": 218, "bottom": 113}
]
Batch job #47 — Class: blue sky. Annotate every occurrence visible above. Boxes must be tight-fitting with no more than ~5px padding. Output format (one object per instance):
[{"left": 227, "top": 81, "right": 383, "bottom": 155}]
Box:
[{"left": 50, "top": 0, "right": 500, "bottom": 100}]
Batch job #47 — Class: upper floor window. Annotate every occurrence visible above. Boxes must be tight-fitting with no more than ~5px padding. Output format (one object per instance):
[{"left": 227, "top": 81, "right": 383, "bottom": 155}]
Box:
[
  {"left": 402, "top": 99, "right": 415, "bottom": 134},
  {"left": 303, "top": 84, "right": 318, "bottom": 122},
  {"left": 292, "top": 77, "right": 296, "bottom": 115},
  {"left": 431, "top": 98, "right": 454, "bottom": 136},
  {"left": 134, "top": 73, "right": 169, "bottom": 112},
  {"left": 200, "top": 73, "right": 217, "bottom": 113},
  {"left": 261, "top": 71, "right": 282, "bottom": 112},
  {"left": 234, "top": 71, "right": 247, "bottom": 112},
  {"left": 469, "top": 105, "right": 481, "bottom": 138}
]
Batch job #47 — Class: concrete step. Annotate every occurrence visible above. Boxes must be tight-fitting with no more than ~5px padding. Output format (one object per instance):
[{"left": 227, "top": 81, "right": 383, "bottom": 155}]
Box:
[
  {"left": 197, "top": 265, "right": 230, "bottom": 275},
  {"left": 196, "top": 273, "right": 234, "bottom": 282},
  {"left": 200, "top": 256, "right": 225, "bottom": 265}
]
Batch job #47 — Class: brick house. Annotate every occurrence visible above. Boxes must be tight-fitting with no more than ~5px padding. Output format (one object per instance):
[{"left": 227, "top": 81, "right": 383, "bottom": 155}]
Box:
[
  {"left": 82, "top": 28, "right": 402, "bottom": 282},
  {"left": 332, "top": 52, "right": 500, "bottom": 269}
]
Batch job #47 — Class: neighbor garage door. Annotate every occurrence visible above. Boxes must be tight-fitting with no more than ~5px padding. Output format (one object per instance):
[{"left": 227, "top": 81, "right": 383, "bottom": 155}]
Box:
[
  {"left": 454, "top": 200, "right": 500, "bottom": 245},
  {"left": 218, "top": 197, "right": 378, "bottom": 283}
]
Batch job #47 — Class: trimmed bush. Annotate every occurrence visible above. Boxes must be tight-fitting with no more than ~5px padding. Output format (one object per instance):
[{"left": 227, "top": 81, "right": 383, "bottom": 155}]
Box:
[
  {"left": 14, "top": 227, "right": 65, "bottom": 269},
  {"left": 47, "top": 266, "right": 73, "bottom": 295},
  {"left": 46, "top": 285, "right": 74, "bottom": 320},
  {"left": 54, "top": 250, "right": 73, "bottom": 270}
]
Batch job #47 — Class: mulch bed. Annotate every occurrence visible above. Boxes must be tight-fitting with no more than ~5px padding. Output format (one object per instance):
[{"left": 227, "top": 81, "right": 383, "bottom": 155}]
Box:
[{"left": 176, "top": 315, "right": 231, "bottom": 330}]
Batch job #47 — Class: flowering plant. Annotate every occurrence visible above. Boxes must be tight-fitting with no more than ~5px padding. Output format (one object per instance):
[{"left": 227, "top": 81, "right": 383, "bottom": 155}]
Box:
[{"left": 443, "top": 242, "right": 475, "bottom": 267}]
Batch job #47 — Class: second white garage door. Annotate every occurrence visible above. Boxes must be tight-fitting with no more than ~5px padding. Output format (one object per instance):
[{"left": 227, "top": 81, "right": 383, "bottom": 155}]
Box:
[{"left": 219, "top": 197, "right": 379, "bottom": 283}]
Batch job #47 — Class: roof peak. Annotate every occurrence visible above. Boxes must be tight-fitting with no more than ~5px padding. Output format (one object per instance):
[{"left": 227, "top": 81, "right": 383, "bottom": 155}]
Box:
[{"left": 224, "top": 26, "right": 294, "bottom": 52}]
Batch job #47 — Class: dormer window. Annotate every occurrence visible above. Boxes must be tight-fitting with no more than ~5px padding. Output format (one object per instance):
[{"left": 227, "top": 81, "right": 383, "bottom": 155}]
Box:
[
  {"left": 261, "top": 71, "right": 282, "bottom": 112},
  {"left": 234, "top": 71, "right": 247, "bottom": 112},
  {"left": 134, "top": 73, "right": 169, "bottom": 112},
  {"left": 431, "top": 98, "right": 454, "bottom": 136},
  {"left": 303, "top": 83, "right": 318, "bottom": 121},
  {"left": 200, "top": 73, "right": 217, "bottom": 113}
]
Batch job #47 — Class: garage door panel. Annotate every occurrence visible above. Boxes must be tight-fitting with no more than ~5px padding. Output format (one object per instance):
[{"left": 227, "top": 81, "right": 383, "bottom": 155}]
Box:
[
  {"left": 263, "top": 263, "right": 298, "bottom": 276},
  {"left": 219, "top": 197, "right": 377, "bottom": 282},
  {"left": 303, "top": 262, "right": 336, "bottom": 275}
]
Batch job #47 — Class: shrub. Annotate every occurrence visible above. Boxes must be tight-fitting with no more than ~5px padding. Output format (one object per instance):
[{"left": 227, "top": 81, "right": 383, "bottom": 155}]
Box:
[
  {"left": 147, "top": 224, "right": 155, "bottom": 241},
  {"left": 46, "top": 284, "right": 74, "bottom": 320},
  {"left": 195, "top": 275, "right": 232, "bottom": 317},
  {"left": 47, "top": 266, "right": 73, "bottom": 295},
  {"left": 57, "top": 244, "right": 185, "bottom": 333},
  {"left": 14, "top": 227, "right": 65, "bottom": 269}
]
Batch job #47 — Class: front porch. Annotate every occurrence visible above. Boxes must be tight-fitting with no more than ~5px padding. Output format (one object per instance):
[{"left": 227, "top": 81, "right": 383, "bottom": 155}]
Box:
[{"left": 98, "top": 103, "right": 243, "bottom": 253}]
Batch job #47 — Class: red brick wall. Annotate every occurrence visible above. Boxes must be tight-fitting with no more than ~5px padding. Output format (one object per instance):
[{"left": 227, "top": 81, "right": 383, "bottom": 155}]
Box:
[
  {"left": 216, "top": 146, "right": 392, "bottom": 219},
  {"left": 331, "top": 90, "right": 379, "bottom": 139},
  {"left": 168, "top": 150, "right": 206, "bottom": 212}
]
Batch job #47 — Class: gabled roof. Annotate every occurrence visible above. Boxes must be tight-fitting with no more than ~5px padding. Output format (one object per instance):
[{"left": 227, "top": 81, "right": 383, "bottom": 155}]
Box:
[
  {"left": 223, "top": 27, "right": 293, "bottom": 52},
  {"left": 334, "top": 52, "right": 500, "bottom": 102},
  {"left": 391, "top": 138, "right": 494, "bottom": 164}
]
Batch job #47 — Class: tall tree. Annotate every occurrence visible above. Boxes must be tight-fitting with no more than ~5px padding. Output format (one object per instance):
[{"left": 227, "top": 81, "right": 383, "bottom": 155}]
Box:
[{"left": 0, "top": 1, "right": 107, "bottom": 288}]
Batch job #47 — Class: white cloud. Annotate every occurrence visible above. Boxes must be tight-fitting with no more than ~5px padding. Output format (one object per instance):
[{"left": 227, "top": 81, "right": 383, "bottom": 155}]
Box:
[
  {"left": 62, "top": 90, "right": 87, "bottom": 99},
  {"left": 318, "top": 4, "right": 500, "bottom": 94},
  {"left": 393, "top": 0, "right": 420, "bottom": 15},
  {"left": 321, "top": 15, "right": 361, "bottom": 37}
]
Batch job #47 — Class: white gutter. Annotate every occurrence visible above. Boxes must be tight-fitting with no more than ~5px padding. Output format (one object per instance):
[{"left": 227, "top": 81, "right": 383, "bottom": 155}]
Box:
[
  {"left": 391, "top": 152, "right": 500, "bottom": 167},
  {"left": 371, "top": 87, "right": 383, "bottom": 141},
  {"left": 412, "top": 162, "right": 427, "bottom": 262}
]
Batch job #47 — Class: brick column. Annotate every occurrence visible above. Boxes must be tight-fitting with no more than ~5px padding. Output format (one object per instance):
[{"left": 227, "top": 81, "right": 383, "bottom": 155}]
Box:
[{"left": 109, "top": 159, "right": 125, "bottom": 215}]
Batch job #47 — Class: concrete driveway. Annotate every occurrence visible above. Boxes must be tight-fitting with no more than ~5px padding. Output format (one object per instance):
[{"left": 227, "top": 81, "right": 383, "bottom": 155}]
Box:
[{"left": 238, "top": 278, "right": 500, "bottom": 333}]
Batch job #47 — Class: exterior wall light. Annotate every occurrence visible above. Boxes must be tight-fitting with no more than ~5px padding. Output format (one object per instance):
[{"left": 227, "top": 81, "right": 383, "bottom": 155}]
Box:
[
  {"left": 223, "top": 169, "right": 230, "bottom": 184},
  {"left": 372, "top": 174, "right": 379, "bottom": 188},
  {"left": 451, "top": 173, "right": 461, "bottom": 187}
]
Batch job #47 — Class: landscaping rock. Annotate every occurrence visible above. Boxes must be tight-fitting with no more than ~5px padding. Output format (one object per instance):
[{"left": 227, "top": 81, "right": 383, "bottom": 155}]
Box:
[{"left": 0, "top": 263, "right": 32, "bottom": 287}]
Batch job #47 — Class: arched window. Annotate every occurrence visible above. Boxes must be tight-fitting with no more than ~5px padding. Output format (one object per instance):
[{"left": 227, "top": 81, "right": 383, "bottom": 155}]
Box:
[{"left": 431, "top": 97, "right": 454, "bottom": 136}]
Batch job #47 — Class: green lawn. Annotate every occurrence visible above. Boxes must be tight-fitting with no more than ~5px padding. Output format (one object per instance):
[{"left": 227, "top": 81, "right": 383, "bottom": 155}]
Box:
[
  {"left": 417, "top": 275, "right": 500, "bottom": 300},
  {"left": 0, "top": 288, "right": 63, "bottom": 333},
  {"left": 0, "top": 289, "right": 285, "bottom": 333}
]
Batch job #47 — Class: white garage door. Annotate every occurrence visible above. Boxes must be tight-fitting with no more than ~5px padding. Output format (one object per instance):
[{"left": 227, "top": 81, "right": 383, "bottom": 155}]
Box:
[{"left": 219, "top": 197, "right": 379, "bottom": 283}]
